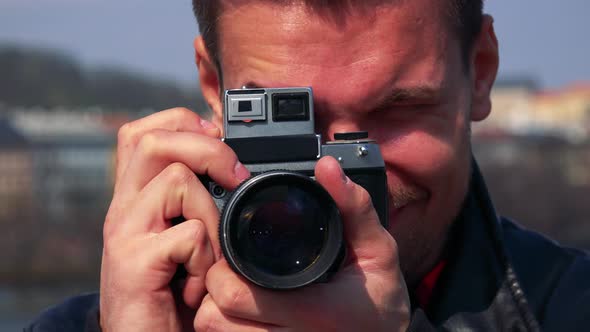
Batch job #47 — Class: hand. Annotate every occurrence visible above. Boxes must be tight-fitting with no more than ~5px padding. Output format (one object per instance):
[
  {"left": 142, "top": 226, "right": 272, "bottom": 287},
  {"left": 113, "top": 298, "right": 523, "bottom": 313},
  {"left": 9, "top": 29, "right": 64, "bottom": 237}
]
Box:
[
  {"left": 99, "top": 108, "right": 251, "bottom": 331},
  {"left": 195, "top": 156, "right": 411, "bottom": 331}
]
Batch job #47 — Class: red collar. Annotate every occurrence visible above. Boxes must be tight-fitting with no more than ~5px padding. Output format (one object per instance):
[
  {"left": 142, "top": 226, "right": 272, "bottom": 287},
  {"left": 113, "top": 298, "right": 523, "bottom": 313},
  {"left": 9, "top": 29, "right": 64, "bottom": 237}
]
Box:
[{"left": 414, "top": 259, "right": 447, "bottom": 309}]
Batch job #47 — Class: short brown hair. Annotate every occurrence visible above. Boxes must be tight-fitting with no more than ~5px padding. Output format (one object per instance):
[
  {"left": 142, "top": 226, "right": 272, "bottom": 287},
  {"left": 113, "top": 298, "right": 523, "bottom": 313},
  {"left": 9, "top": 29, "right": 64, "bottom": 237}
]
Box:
[{"left": 193, "top": 0, "right": 483, "bottom": 68}]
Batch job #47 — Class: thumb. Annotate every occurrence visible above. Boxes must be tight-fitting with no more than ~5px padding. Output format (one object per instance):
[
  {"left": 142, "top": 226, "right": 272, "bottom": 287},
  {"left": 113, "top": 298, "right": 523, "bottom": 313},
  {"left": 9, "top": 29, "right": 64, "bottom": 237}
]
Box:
[{"left": 315, "top": 156, "right": 394, "bottom": 261}]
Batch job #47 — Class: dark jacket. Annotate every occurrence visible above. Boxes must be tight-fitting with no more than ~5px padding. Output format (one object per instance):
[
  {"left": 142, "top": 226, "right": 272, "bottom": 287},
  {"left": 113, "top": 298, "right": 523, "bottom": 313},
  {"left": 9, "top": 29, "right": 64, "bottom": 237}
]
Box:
[{"left": 26, "top": 163, "right": 590, "bottom": 331}]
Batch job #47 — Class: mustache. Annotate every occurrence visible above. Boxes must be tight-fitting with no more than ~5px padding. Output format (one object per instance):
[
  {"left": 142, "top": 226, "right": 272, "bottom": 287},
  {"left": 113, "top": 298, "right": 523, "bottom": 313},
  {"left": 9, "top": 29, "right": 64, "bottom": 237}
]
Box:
[{"left": 389, "top": 185, "right": 428, "bottom": 209}]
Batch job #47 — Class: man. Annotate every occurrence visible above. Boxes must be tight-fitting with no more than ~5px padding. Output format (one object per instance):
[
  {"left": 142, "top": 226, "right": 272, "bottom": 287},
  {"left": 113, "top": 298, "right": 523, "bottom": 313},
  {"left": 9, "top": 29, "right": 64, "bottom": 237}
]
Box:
[{"left": 27, "top": 0, "right": 590, "bottom": 331}]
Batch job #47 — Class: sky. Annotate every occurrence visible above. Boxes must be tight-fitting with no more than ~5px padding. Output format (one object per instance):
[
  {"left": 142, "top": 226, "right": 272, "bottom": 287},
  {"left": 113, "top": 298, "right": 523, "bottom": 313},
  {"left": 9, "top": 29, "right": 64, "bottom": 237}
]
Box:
[{"left": 0, "top": 0, "right": 588, "bottom": 89}]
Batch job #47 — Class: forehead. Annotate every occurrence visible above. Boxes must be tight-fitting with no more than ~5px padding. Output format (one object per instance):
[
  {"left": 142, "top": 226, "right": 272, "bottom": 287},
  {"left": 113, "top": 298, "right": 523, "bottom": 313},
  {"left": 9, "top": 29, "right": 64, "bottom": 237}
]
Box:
[{"left": 216, "top": 1, "right": 457, "bottom": 107}]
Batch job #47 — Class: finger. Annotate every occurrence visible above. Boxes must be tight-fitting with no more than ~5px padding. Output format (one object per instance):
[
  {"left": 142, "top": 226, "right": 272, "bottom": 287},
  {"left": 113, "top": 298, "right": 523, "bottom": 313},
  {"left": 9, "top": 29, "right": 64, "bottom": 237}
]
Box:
[
  {"left": 109, "top": 162, "right": 216, "bottom": 232},
  {"left": 116, "top": 129, "right": 249, "bottom": 202},
  {"left": 205, "top": 260, "right": 312, "bottom": 326},
  {"left": 154, "top": 219, "right": 215, "bottom": 309},
  {"left": 150, "top": 219, "right": 215, "bottom": 308},
  {"left": 205, "top": 260, "right": 383, "bottom": 329},
  {"left": 115, "top": 107, "right": 221, "bottom": 190},
  {"left": 195, "top": 294, "right": 284, "bottom": 332},
  {"left": 314, "top": 156, "right": 396, "bottom": 262},
  {"left": 136, "top": 219, "right": 212, "bottom": 289},
  {"left": 107, "top": 163, "right": 222, "bottom": 258}
]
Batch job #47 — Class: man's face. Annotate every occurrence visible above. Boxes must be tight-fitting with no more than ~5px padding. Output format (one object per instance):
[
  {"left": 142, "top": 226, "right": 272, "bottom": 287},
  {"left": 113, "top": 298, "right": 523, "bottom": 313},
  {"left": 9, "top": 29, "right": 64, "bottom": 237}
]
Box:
[{"left": 205, "top": 1, "right": 490, "bottom": 284}]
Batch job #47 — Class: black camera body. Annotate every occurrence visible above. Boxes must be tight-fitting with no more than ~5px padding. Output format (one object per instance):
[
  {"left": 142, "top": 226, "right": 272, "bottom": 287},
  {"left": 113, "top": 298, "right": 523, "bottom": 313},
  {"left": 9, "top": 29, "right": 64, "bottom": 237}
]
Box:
[{"left": 201, "top": 87, "right": 388, "bottom": 289}]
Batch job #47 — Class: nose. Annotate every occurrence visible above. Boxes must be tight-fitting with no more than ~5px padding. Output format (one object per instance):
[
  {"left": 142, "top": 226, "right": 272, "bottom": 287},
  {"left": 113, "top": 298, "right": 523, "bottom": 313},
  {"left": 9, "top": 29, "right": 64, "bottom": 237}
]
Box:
[
  {"left": 314, "top": 96, "right": 362, "bottom": 142},
  {"left": 314, "top": 103, "right": 361, "bottom": 142},
  {"left": 315, "top": 115, "right": 362, "bottom": 142}
]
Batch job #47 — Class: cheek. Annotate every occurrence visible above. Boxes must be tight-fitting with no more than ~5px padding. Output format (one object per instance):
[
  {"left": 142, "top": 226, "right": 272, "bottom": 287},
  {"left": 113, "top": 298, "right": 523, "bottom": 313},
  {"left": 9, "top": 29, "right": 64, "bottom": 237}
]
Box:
[{"left": 370, "top": 108, "right": 471, "bottom": 194}]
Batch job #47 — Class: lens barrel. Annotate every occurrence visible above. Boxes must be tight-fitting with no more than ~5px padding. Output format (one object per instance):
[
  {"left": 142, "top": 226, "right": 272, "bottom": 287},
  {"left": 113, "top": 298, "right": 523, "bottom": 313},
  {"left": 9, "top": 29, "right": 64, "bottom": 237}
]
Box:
[{"left": 219, "top": 171, "right": 343, "bottom": 289}]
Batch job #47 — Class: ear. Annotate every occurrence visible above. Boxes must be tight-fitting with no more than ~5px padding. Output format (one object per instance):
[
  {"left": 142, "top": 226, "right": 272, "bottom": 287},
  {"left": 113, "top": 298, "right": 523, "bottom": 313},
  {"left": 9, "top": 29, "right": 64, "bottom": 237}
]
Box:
[
  {"left": 469, "top": 14, "right": 499, "bottom": 122},
  {"left": 195, "top": 36, "right": 223, "bottom": 126}
]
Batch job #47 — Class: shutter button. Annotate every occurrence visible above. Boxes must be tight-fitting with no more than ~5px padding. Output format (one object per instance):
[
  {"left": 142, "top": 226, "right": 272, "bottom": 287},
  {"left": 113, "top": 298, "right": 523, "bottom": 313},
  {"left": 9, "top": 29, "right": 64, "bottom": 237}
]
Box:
[{"left": 334, "top": 131, "right": 369, "bottom": 141}]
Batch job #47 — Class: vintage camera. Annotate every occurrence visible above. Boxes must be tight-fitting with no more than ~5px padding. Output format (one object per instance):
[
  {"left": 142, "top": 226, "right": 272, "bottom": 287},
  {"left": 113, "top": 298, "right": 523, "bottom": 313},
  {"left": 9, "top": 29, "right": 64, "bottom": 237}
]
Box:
[{"left": 202, "top": 87, "right": 388, "bottom": 290}]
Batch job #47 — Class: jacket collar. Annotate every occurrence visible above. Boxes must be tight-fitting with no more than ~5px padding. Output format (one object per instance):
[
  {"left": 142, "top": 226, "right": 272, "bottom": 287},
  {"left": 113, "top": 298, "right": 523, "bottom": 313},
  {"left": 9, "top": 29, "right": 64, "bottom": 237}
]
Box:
[{"left": 422, "top": 158, "right": 540, "bottom": 331}]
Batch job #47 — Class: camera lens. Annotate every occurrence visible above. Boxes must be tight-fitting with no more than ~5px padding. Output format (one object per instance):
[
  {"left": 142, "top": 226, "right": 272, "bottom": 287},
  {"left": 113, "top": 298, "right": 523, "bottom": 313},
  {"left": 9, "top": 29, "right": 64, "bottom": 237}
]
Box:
[
  {"left": 220, "top": 171, "right": 343, "bottom": 289},
  {"left": 234, "top": 187, "right": 325, "bottom": 276}
]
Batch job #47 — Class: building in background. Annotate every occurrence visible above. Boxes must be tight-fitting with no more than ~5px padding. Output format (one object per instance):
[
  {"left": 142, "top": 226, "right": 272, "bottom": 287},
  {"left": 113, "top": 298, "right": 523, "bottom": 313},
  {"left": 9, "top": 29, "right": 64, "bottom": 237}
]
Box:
[
  {"left": 0, "top": 117, "right": 33, "bottom": 220},
  {"left": 0, "top": 107, "right": 147, "bottom": 285},
  {"left": 534, "top": 83, "right": 590, "bottom": 142},
  {"left": 0, "top": 80, "right": 588, "bottom": 291},
  {"left": 10, "top": 109, "right": 117, "bottom": 225},
  {"left": 472, "top": 80, "right": 590, "bottom": 250},
  {"left": 474, "top": 79, "right": 590, "bottom": 142},
  {"left": 478, "top": 78, "right": 539, "bottom": 136}
]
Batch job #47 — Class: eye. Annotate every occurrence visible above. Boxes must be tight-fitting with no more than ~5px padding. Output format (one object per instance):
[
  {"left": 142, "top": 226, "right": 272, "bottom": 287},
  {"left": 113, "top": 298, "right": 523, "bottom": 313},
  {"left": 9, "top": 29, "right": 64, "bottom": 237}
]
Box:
[
  {"left": 241, "top": 81, "right": 263, "bottom": 89},
  {"left": 373, "top": 101, "right": 434, "bottom": 114}
]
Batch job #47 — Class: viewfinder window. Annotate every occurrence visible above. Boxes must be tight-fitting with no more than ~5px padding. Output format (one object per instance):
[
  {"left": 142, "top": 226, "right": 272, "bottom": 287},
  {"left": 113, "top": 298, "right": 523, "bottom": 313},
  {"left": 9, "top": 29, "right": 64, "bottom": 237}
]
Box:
[
  {"left": 238, "top": 100, "right": 253, "bottom": 113},
  {"left": 273, "top": 93, "right": 309, "bottom": 122}
]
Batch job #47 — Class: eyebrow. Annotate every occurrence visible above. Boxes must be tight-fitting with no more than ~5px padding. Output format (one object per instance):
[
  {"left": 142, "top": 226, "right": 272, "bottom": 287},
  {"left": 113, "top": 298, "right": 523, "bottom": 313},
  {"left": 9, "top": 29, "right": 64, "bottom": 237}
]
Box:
[
  {"left": 241, "top": 81, "right": 266, "bottom": 89},
  {"left": 241, "top": 81, "right": 444, "bottom": 110},
  {"left": 372, "top": 85, "right": 443, "bottom": 110}
]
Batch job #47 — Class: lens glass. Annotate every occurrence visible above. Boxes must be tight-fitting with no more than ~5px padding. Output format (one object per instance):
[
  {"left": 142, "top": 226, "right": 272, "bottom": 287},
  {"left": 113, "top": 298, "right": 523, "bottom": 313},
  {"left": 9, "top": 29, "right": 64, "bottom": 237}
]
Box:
[{"left": 231, "top": 183, "right": 328, "bottom": 276}]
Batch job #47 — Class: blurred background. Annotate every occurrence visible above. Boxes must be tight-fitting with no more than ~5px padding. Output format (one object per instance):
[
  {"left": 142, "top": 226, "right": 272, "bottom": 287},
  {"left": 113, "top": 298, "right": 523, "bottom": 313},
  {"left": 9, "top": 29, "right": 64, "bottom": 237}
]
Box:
[{"left": 0, "top": 0, "right": 589, "bottom": 329}]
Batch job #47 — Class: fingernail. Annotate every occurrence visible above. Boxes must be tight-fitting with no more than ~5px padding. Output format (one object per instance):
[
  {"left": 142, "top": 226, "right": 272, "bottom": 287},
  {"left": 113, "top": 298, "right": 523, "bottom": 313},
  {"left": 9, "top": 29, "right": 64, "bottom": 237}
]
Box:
[
  {"left": 234, "top": 161, "right": 250, "bottom": 182},
  {"left": 200, "top": 118, "right": 217, "bottom": 129},
  {"left": 339, "top": 165, "right": 350, "bottom": 184}
]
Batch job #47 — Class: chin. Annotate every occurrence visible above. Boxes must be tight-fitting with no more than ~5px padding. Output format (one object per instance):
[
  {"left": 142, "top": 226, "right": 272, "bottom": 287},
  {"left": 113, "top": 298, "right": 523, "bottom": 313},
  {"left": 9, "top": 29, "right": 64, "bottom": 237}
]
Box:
[{"left": 387, "top": 196, "right": 453, "bottom": 286}]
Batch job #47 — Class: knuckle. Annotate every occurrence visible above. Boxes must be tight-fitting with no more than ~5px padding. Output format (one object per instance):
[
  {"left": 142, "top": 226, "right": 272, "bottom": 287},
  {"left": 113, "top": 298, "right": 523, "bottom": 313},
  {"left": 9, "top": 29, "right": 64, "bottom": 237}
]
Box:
[
  {"left": 166, "top": 107, "right": 201, "bottom": 131},
  {"left": 103, "top": 217, "right": 114, "bottom": 240},
  {"left": 136, "top": 129, "right": 165, "bottom": 157},
  {"left": 100, "top": 230, "right": 124, "bottom": 264},
  {"left": 164, "top": 162, "right": 196, "bottom": 187},
  {"left": 183, "top": 219, "right": 206, "bottom": 243},
  {"left": 102, "top": 205, "right": 122, "bottom": 242},
  {"left": 216, "top": 280, "right": 247, "bottom": 314},
  {"left": 356, "top": 186, "right": 375, "bottom": 212},
  {"left": 205, "top": 138, "right": 228, "bottom": 156},
  {"left": 170, "top": 107, "right": 198, "bottom": 120},
  {"left": 102, "top": 222, "right": 114, "bottom": 245},
  {"left": 197, "top": 141, "right": 238, "bottom": 176},
  {"left": 374, "top": 235, "right": 400, "bottom": 269},
  {"left": 101, "top": 234, "right": 115, "bottom": 258},
  {"left": 213, "top": 143, "right": 239, "bottom": 168},
  {"left": 205, "top": 262, "right": 219, "bottom": 290},
  {"left": 195, "top": 299, "right": 219, "bottom": 332},
  {"left": 382, "top": 235, "right": 399, "bottom": 258},
  {"left": 134, "top": 250, "right": 155, "bottom": 276},
  {"left": 192, "top": 220, "right": 209, "bottom": 247},
  {"left": 117, "top": 122, "right": 135, "bottom": 143}
]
